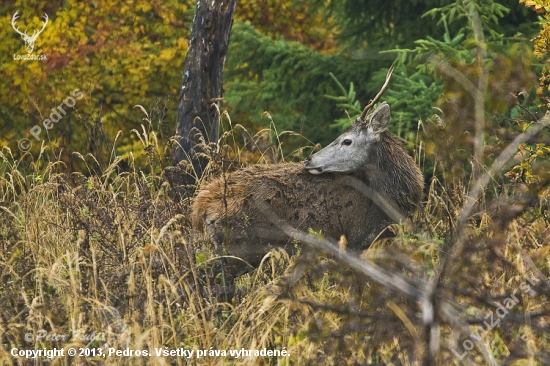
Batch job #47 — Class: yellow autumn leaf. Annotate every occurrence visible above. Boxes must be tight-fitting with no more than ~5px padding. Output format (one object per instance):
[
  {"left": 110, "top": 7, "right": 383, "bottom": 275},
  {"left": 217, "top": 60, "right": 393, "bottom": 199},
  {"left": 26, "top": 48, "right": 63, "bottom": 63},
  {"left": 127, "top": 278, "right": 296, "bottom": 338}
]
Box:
[{"left": 159, "top": 49, "right": 175, "bottom": 61}]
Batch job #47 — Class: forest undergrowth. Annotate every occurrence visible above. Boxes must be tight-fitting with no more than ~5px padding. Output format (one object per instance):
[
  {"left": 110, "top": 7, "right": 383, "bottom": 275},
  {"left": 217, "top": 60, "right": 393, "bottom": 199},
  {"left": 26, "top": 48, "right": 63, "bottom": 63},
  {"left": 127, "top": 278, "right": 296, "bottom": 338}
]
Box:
[{"left": 1, "top": 105, "right": 550, "bottom": 365}]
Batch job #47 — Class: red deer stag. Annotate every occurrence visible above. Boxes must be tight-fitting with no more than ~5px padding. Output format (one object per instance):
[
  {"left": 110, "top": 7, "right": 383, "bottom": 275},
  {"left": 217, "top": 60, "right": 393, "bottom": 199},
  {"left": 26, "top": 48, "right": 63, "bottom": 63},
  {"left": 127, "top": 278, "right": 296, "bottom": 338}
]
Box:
[{"left": 192, "top": 74, "right": 424, "bottom": 275}]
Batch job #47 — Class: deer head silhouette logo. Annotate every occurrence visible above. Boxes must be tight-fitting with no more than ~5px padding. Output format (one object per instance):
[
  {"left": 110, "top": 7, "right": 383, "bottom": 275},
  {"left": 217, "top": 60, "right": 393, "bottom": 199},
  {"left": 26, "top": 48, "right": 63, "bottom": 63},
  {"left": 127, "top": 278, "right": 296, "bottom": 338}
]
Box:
[{"left": 12, "top": 11, "right": 49, "bottom": 54}]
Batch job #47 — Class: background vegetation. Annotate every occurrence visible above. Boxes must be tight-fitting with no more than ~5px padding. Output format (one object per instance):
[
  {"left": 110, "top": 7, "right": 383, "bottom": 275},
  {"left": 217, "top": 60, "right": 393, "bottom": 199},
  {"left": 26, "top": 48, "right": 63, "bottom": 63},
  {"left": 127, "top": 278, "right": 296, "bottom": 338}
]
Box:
[{"left": 1, "top": 0, "right": 550, "bottom": 364}]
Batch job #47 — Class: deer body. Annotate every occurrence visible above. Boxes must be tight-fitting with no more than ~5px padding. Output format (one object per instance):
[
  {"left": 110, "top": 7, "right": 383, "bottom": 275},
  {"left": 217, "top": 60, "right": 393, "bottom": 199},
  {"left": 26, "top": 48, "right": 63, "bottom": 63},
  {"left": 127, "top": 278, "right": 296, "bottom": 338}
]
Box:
[{"left": 191, "top": 102, "right": 424, "bottom": 270}]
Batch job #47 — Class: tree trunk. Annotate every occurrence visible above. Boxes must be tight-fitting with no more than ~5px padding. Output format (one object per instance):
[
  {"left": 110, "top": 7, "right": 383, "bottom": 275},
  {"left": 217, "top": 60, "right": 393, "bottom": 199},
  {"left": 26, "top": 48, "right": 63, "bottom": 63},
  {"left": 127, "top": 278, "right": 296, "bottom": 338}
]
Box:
[{"left": 171, "top": 0, "right": 237, "bottom": 184}]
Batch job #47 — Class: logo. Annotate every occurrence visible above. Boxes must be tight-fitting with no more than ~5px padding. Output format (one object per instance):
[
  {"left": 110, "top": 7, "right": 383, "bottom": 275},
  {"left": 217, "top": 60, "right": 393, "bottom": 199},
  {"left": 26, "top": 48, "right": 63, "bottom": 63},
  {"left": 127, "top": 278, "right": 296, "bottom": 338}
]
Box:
[{"left": 12, "top": 11, "right": 48, "bottom": 60}]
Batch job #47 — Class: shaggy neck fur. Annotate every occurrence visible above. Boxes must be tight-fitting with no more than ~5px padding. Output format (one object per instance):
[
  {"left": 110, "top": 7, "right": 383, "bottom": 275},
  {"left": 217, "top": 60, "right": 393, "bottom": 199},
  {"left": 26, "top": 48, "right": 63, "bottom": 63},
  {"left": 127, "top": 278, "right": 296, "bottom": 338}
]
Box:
[{"left": 365, "top": 131, "right": 424, "bottom": 216}]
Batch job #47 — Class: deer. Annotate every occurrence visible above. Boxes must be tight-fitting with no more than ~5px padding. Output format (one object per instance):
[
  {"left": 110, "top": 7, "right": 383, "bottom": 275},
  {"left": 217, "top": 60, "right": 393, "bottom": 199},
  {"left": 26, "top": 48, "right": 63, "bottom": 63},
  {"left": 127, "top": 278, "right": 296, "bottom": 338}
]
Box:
[
  {"left": 191, "top": 68, "right": 424, "bottom": 277},
  {"left": 12, "top": 11, "right": 49, "bottom": 54}
]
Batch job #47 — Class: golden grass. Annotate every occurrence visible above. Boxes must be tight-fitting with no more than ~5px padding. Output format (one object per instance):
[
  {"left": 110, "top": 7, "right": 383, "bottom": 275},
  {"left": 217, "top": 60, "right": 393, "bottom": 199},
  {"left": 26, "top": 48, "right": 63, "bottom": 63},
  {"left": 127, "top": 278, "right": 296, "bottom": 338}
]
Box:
[{"left": 1, "top": 113, "right": 549, "bottom": 365}]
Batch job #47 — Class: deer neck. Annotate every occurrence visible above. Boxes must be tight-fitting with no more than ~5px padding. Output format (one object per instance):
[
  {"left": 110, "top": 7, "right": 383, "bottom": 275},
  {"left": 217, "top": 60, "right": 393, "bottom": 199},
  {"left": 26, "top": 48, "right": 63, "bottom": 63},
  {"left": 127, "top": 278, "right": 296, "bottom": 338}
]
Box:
[{"left": 364, "top": 132, "right": 422, "bottom": 216}]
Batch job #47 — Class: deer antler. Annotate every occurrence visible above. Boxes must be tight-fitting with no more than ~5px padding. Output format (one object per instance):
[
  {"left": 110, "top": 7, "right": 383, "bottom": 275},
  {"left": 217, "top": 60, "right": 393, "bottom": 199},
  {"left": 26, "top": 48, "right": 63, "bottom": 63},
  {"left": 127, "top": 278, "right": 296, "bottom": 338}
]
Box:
[
  {"left": 11, "top": 11, "right": 48, "bottom": 38},
  {"left": 34, "top": 13, "right": 49, "bottom": 37},
  {"left": 358, "top": 65, "right": 394, "bottom": 122},
  {"left": 11, "top": 11, "right": 27, "bottom": 37}
]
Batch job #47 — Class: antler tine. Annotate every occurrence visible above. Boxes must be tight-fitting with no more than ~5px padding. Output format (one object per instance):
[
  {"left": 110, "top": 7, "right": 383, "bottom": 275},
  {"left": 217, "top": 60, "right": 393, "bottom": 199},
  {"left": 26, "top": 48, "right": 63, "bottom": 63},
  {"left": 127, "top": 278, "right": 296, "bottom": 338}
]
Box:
[
  {"left": 358, "top": 65, "right": 394, "bottom": 122},
  {"left": 11, "top": 11, "right": 26, "bottom": 36},
  {"left": 39, "top": 13, "right": 49, "bottom": 32},
  {"left": 12, "top": 10, "right": 20, "bottom": 24},
  {"left": 33, "top": 13, "right": 49, "bottom": 36}
]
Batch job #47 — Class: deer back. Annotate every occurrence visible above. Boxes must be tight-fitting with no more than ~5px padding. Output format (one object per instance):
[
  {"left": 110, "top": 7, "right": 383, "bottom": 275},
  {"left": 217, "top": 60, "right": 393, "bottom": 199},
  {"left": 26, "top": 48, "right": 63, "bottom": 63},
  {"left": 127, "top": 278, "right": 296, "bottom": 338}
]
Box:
[{"left": 191, "top": 102, "right": 424, "bottom": 269}]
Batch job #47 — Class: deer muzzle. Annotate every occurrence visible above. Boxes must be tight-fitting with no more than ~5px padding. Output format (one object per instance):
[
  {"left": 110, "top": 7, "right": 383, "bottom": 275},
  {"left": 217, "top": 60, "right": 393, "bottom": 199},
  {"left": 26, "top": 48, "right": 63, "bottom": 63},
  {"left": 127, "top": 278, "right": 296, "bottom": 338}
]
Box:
[{"left": 304, "top": 157, "right": 323, "bottom": 175}]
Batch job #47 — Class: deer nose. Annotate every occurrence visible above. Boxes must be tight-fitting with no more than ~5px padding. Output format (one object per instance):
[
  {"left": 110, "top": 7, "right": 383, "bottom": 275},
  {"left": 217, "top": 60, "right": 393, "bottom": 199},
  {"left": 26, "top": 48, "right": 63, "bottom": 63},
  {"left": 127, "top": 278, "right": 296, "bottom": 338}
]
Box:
[{"left": 304, "top": 157, "right": 311, "bottom": 165}]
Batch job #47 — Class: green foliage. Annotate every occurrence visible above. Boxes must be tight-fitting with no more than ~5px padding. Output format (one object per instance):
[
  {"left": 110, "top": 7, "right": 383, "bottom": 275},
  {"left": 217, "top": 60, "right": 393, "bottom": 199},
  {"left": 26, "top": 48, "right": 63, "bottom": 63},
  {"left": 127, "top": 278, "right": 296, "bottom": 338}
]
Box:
[
  {"left": 367, "top": 0, "right": 540, "bottom": 175},
  {"left": 307, "top": 0, "right": 462, "bottom": 49},
  {"left": 307, "top": 0, "right": 537, "bottom": 49},
  {"left": 385, "top": 0, "right": 525, "bottom": 78},
  {"left": 227, "top": 0, "right": 538, "bottom": 155},
  {"left": 374, "top": 67, "right": 443, "bottom": 139},
  {"left": 324, "top": 73, "right": 362, "bottom": 131},
  {"left": 225, "top": 21, "right": 375, "bottom": 146},
  {"left": 324, "top": 67, "right": 441, "bottom": 142}
]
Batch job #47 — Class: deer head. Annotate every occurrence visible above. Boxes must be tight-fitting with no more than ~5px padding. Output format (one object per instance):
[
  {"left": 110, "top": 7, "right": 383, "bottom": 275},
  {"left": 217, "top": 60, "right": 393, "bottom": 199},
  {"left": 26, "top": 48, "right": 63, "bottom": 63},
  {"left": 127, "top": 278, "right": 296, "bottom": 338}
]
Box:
[
  {"left": 304, "top": 66, "right": 394, "bottom": 174},
  {"left": 304, "top": 102, "right": 391, "bottom": 174},
  {"left": 12, "top": 11, "right": 49, "bottom": 54}
]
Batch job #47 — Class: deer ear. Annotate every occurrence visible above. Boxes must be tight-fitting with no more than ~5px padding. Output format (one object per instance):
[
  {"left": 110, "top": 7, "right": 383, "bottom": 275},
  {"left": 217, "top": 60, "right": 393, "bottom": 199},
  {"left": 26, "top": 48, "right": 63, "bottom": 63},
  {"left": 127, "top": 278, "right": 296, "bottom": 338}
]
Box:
[{"left": 369, "top": 102, "right": 390, "bottom": 133}]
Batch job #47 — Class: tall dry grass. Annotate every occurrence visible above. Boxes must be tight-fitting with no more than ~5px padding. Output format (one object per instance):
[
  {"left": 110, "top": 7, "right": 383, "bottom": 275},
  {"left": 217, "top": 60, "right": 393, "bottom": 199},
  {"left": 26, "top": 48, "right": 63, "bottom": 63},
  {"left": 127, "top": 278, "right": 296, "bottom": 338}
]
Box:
[{"left": 1, "top": 104, "right": 550, "bottom": 366}]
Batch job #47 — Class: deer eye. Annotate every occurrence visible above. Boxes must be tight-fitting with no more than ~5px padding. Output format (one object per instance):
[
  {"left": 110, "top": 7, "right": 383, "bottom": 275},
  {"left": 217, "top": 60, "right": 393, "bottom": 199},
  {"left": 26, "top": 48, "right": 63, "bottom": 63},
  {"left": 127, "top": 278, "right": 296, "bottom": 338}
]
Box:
[{"left": 342, "top": 139, "right": 352, "bottom": 146}]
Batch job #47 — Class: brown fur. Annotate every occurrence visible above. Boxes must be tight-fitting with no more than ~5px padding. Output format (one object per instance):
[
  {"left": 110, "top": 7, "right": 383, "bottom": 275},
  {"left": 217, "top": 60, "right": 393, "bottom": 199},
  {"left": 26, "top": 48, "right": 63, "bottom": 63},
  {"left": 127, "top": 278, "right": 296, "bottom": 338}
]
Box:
[{"left": 191, "top": 130, "right": 424, "bottom": 270}]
